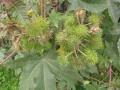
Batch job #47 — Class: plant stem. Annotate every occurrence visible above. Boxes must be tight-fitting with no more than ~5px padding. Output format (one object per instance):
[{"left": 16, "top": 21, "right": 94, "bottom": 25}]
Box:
[
  {"left": 0, "top": 50, "right": 16, "bottom": 65},
  {"left": 40, "top": 0, "right": 46, "bottom": 17}
]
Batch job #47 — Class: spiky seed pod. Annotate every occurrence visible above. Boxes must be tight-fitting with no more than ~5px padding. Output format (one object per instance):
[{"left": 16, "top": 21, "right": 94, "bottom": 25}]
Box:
[
  {"left": 89, "top": 25, "right": 102, "bottom": 35},
  {"left": 65, "top": 24, "right": 88, "bottom": 39},
  {"left": 45, "top": 30, "right": 53, "bottom": 39},
  {"left": 85, "top": 48, "right": 98, "bottom": 64},
  {"left": 88, "top": 14, "right": 101, "bottom": 25},
  {"left": 37, "top": 31, "right": 53, "bottom": 44},
  {"left": 20, "top": 17, "right": 52, "bottom": 54},
  {"left": 27, "top": 17, "right": 49, "bottom": 36},
  {"left": 89, "top": 36, "right": 103, "bottom": 49},
  {"left": 75, "top": 9, "right": 86, "bottom": 24},
  {"left": 64, "top": 25, "right": 75, "bottom": 35},
  {"left": 74, "top": 24, "right": 88, "bottom": 38},
  {"left": 20, "top": 35, "right": 52, "bottom": 54},
  {"left": 80, "top": 39, "right": 89, "bottom": 46},
  {"left": 65, "top": 35, "right": 80, "bottom": 51},
  {"left": 64, "top": 15, "right": 77, "bottom": 27},
  {"left": 37, "top": 35, "right": 46, "bottom": 44},
  {"left": 20, "top": 36, "right": 35, "bottom": 51},
  {"left": 56, "top": 31, "right": 67, "bottom": 44}
]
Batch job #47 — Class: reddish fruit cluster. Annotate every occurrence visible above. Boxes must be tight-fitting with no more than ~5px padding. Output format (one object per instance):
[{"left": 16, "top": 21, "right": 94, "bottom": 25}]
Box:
[
  {"left": 89, "top": 26, "right": 101, "bottom": 35},
  {"left": 75, "top": 9, "right": 86, "bottom": 24}
]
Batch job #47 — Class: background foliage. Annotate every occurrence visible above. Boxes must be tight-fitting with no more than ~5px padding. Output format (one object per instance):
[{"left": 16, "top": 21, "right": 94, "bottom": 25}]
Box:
[{"left": 0, "top": 0, "right": 120, "bottom": 90}]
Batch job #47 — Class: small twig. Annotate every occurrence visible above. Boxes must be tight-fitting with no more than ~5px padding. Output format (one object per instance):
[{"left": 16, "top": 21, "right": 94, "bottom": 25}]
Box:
[
  {"left": 40, "top": 0, "right": 46, "bottom": 17},
  {"left": 3, "top": 4, "right": 12, "bottom": 20},
  {"left": 77, "top": 49, "right": 87, "bottom": 57},
  {"left": 88, "top": 76, "right": 106, "bottom": 84},
  {"left": 79, "top": 43, "right": 86, "bottom": 48},
  {"left": 74, "top": 49, "right": 78, "bottom": 58},
  {"left": 0, "top": 50, "right": 16, "bottom": 65},
  {"left": 108, "top": 63, "right": 113, "bottom": 87},
  {"left": 102, "top": 74, "right": 109, "bottom": 82},
  {"left": 79, "top": 71, "right": 105, "bottom": 84},
  {"left": 65, "top": 51, "right": 73, "bottom": 58}
]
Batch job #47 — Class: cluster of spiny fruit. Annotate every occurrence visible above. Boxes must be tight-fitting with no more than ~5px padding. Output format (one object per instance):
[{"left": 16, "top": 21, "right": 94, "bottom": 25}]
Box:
[
  {"left": 75, "top": 9, "right": 102, "bottom": 34},
  {"left": 56, "top": 8, "right": 103, "bottom": 66}
]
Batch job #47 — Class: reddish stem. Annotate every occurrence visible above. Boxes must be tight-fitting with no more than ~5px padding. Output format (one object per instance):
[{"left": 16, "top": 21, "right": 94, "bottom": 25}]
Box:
[{"left": 108, "top": 63, "right": 112, "bottom": 86}]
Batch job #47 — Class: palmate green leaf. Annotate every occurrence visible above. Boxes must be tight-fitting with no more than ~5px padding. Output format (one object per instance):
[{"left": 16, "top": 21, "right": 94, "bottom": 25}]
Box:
[
  {"left": 70, "top": 0, "right": 120, "bottom": 24},
  {"left": 104, "top": 41, "right": 120, "bottom": 72},
  {"left": 107, "top": 0, "right": 120, "bottom": 24},
  {"left": 20, "top": 59, "right": 58, "bottom": 90},
  {"left": 80, "top": 0, "right": 104, "bottom": 4},
  {"left": 59, "top": 65, "right": 82, "bottom": 90},
  {"left": 69, "top": 0, "right": 107, "bottom": 13},
  {"left": 6, "top": 52, "right": 59, "bottom": 90},
  {"left": 78, "top": 0, "right": 107, "bottom": 13},
  {"left": 8, "top": 0, "right": 29, "bottom": 26},
  {"left": 104, "top": 41, "right": 117, "bottom": 59},
  {"left": 114, "top": 0, "right": 120, "bottom": 3},
  {"left": 69, "top": 0, "right": 80, "bottom": 10},
  {"left": 112, "top": 54, "right": 120, "bottom": 72},
  {"left": 5, "top": 51, "right": 80, "bottom": 90}
]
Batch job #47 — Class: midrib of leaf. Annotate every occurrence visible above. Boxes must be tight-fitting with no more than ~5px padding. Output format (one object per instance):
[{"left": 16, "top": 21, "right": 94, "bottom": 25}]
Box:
[
  {"left": 43, "top": 63, "right": 47, "bottom": 90},
  {"left": 43, "top": 61, "right": 56, "bottom": 90},
  {"left": 23, "top": 60, "right": 40, "bottom": 90},
  {"left": 45, "top": 60, "right": 60, "bottom": 74}
]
